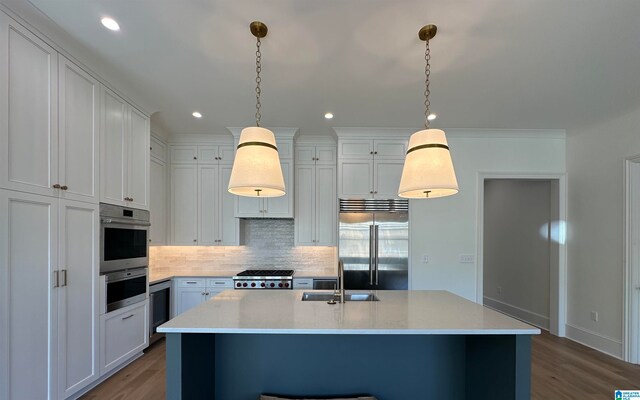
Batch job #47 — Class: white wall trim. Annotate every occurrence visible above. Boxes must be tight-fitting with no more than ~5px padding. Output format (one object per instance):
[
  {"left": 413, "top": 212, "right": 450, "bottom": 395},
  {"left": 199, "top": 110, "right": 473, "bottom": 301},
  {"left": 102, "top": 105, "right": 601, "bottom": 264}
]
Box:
[
  {"left": 566, "top": 323, "right": 623, "bottom": 359},
  {"left": 483, "top": 296, "right": 550, "bottom": 330},
  {"left": 623, "top": 154, "right": 640, "bottom": 364},
  {"left": 476, "top": 172, "right": 567, "bottom": 337}
]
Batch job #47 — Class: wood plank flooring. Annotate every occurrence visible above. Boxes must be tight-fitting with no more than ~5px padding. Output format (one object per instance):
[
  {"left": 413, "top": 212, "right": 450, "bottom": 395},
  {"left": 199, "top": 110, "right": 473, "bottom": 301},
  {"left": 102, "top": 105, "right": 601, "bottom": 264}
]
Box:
[{"left": 82, "top": 331, "right": 640, "bottom": 399}]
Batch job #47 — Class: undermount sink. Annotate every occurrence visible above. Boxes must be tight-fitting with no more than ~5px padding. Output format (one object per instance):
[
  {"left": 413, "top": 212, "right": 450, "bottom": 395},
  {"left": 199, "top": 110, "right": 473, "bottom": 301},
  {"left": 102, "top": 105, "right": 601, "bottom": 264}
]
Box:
[{"left": 301, "top": 292, "right": 380, "bottom": 302}]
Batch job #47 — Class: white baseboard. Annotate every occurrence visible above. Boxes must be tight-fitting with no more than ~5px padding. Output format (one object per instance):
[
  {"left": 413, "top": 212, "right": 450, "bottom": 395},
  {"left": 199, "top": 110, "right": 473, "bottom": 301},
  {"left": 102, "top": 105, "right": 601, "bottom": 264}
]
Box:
[
  {"left": 483, "top": 296, "right": 550, "bottom": 329},
  {"left": 565, "top": 323, "right": 623, "bottom": 359}
]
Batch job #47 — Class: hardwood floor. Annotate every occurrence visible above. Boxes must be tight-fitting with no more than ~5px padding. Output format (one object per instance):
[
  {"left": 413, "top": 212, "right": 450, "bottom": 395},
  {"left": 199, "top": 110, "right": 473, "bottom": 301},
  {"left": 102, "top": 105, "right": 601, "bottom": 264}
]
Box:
[{"left": 82, "top": 332, "right": 640, "bottom": 399}]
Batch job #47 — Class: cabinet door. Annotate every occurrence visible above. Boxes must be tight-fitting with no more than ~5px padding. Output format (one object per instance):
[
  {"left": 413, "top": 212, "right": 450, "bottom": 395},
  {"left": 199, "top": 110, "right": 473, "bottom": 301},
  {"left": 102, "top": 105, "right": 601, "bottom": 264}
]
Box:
[
  {"left": 198, "top": 165, "right": 219, "bottom": 245},
  {"left": 315, "top": 165, "right": 337, "bottom": 245},
  {"left": 295, "top": 165, "right": 315, "bottom": 245},
  {"left": 218, "top": 165, "right": 239, "bottom": 245},
  {"left": 176, "top": 287, "right": 205, "bottom": 315},
  {"left": 100, "top": 87, "right": 127, "bottom": 206},
  {"left": 315, "top": 146, "right": 337, "bottom": 165},
  {"left": 265, "top": 161, "right": 293, "bottom": 217},
  {"left": 150, "top": 135, "right": 166, "bottom": 162},
  {"left": 127, "top": 107, "right": 150, "bottom": 210},
  {"left": 197, "top": 146, "right": 218, "bottom": 165},
  {"left": 58, "top": 200, "right": 99, "bottom": 398},
  {"left": 373, "top": 140, "right": 407, "bottom": 159},
  {"left": 373, "top": 160, "right": 404, "bottom": 199},
  {"left": 170, "top": 145, "right": 198, "bottom": 164},
  {"left": 0, "top": 16, "right": 58, "bottom": 197},
  {"left": 218, "top": 145, "right": 235, "bottom": 164},
  {"left": 149, "top": 158, "right": 167, "bottom": 244},
  {"left": 100, "top": 301, "right": 148, "bottom": 374},
  {"left": 0, "top": 190, "right": 58, "bottom": 400},
  {"left": 58, "top": 57, "right": 99, "bottom": 203},
  {"left": 295, "top": 146, "right": 316, "bottom": 166},
  {"left": 236, "top": 196, "right": 263, "bottom": 218},
  {"left": 170, "top": 165, "right": 198, "bottom": 245},
  {"left": 338, "top": 140, "right": 373, "bottom": 159},
  {"left": 338, "top": 159, "right": 374, "bottom": 199}
]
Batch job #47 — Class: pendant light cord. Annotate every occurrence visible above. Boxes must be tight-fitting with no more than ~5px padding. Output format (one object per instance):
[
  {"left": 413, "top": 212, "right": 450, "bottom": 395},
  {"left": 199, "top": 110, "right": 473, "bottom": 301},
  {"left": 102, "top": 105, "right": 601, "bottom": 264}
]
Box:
[
  {"left": 424, "top": 39, "right": 431, "bottom": 129},
  {"left": 255, "top": 37, "right": 262, "bottom": 127}
]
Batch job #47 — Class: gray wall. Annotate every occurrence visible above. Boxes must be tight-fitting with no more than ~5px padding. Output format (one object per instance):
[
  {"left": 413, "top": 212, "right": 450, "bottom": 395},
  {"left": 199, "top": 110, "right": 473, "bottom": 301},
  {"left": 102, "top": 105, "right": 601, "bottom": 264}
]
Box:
[{"left": 483, "top": 179, "right": 552, "bottom": 329}]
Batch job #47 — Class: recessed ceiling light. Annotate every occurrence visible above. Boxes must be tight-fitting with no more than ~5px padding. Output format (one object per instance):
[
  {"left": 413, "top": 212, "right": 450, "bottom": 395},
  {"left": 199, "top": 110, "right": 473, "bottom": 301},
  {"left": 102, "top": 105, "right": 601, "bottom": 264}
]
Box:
[
  {"left": 427, "top": 113, "right": 437, "bottom": 121},
  {"left": 101, "top": 17, "right": 120, "bottom": 31},
  {"left": 324, "top": 112, "right": 334, "bottom": 119},
  {"left": 192, "top": 111, "right": 203, "bottom": 118}
]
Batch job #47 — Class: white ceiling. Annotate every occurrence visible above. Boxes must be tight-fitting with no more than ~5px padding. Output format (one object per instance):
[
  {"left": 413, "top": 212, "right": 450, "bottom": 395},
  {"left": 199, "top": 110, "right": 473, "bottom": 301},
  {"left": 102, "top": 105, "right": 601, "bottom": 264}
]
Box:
[{"left": 28, "top": 0, "right": 640, "bottom": 135}]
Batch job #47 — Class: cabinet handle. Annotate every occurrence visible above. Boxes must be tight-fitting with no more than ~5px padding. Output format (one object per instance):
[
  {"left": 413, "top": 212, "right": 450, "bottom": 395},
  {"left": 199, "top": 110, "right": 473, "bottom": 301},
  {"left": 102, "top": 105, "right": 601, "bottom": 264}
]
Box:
[
  {"left": 374, "top": 151, "right": 378, "bottom": 154},
  {"left": 370, "top": 191, "right": 373, "bottom": 194},
  {"left": 129, "top": 197, "right": 134, "bottom": 201},
  {"left": 150, "top": 146, "right": 153, "bottom": 150},
  {"left": 61, "top": 185, "right": 68, "bottom": 191},
  {"left": 193, "top": 239, "right": 197, "bottom": 242},
  {"left": 53, "top": 183, "right": 61, "bottom": 189},
  {"left": 53, "top": 270, "right": 59, "bottom": 288},
  {"left": 61, "top": 269, "right": 67, "bottom": 286},
  {"left": 193, "top": 156, "right": 197, "bottom": 160},
  {"left": 370, "top": 151, "right": 373, "bottom": 155},
  {"left": 122, "top": 314, "right": 134, "bottom": 320},
  {"left": 374, "top": 191, "right": 377, "bottom": 194},
  {"left": 205, "top": 292, "right": 210, "bottom": 296},
  {"left": 186, "top": 281, "right": 198, "bottom": 284}
]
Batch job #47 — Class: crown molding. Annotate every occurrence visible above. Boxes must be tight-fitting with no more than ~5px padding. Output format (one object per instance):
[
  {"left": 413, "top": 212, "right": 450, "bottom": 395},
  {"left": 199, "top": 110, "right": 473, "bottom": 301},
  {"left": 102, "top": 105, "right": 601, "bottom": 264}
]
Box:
[
  {"left": 227, "top": 127, "right": 299, "bottom": 140},
  {"left": 294, "top": 135, "right": 336, "bottom": 145},
  {"left": 333, "top": 127, "right": 566, "bottom": 140}
]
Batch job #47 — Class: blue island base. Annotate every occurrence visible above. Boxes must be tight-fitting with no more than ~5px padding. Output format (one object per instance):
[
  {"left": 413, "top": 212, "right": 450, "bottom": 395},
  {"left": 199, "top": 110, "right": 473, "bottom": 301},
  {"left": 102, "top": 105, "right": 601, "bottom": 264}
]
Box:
[{"left": 166, "top": 333, "right": 532, "bottom": 400}]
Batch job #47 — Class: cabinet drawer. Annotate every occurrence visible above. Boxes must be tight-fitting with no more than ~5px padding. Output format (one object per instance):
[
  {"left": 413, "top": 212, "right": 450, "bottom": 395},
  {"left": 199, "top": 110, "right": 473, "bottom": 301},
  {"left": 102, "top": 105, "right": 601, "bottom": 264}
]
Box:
[
  {"left": 150, "top": 136, "right": 166, "bottom": 161},
  {"left": 176, "top": 278, "right": 206, "bottom": 288},
  {"left": 373, "top": 140, "right": 407, "bottom": 159},
  {"left": 206, "top": 278, "right": 234, "bottom": 288},
  {"left": 101, "top": 301, "right": 148, "bottom": 374},
  {"left": 292, "top": 278, "right": 313, "bottom": 289}
]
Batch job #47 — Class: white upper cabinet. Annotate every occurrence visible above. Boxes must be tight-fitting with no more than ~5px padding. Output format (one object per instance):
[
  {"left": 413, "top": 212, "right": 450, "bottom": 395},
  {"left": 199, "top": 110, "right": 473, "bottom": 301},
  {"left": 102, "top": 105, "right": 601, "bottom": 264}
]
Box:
[
  {"left": 170, "top": 164, "right": 198, "bottom": 245},
  {"left": 0, "top": 14, "right": 58, "bottom": 197},
  {"left": 235, "top": 160, "right": 294, "bottom": 218},
  {"left": 197, "top": 145, "right": 235, "bottom": 165},
  {"left": 150, "top": 157, "right": 167, "bottom": 245},
  {"left": 100, "top": 86, "right": 150, "bottom": 209},
  {"left": 295, "top": 144, "right": 337, "bottom": 246},
  {"left": 58, "top": 56, "right": 99, "bottom": 203},
  {"left": 337, "top": 138, "right": 407, "bottom": 199}
]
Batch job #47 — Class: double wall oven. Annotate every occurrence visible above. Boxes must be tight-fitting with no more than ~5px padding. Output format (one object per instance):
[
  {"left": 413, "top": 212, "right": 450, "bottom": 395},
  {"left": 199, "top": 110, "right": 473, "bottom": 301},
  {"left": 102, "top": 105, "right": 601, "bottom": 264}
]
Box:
[{"left": 100, "top": 204, "right": 150, "bottom": 314}]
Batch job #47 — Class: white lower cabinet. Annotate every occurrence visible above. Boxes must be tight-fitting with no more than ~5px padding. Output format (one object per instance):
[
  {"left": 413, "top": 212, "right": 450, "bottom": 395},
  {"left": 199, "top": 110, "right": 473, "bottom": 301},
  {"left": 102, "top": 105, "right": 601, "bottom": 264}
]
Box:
[
  {"left": 174, "top": 278, "right": 233, "bottom": 315},
  {"left": 0, "top": 190, "right": 99, "bottom": 400},
  {"left": 100, "top": 301, "right": 149, "bottom": 375}
]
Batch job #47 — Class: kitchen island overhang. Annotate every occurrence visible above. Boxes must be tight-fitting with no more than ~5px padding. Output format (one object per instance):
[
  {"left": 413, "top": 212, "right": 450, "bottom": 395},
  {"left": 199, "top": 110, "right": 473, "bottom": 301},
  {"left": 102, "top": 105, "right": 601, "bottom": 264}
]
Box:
[{"left": 159, "top": 290, "right": 540, "bottom": 400}]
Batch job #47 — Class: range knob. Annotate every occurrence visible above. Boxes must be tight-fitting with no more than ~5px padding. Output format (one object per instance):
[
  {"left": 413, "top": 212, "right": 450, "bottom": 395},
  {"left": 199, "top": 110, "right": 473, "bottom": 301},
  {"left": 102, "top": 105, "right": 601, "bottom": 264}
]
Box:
[
  {"left": 261, "top": 282, "right": 266, "bottom": 287},
  {"left": 278, "top": 283, "right": 283, "bottom": 288},
  {"left": 251, "top": 282, "right": 256, "bottom": 287},
  {"left": 236, "top": 282, "right": 241, "bottom": 287},
  {"left": 270, "top": 283, "right": 275, "bottom": 288},
  {"left": 284, "top": 282, "right": 290, "bottom": 288},
  {"left": 242, "top": 282, "right": 248, "bottom": 287}
]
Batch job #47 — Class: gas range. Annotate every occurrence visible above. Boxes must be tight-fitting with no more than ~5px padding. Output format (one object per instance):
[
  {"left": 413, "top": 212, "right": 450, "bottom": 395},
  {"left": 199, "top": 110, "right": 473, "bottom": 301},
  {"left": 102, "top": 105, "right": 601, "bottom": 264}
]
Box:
[{"left": 233, "top": 269, "right": 295, "bottom": 289}]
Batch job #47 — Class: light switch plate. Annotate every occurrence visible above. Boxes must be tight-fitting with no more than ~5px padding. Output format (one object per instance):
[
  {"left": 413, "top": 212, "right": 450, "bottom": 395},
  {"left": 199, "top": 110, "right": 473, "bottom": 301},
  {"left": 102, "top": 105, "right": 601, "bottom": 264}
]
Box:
[
  {"left": 459, "top": 254, "right": 475, "bottom": 263},
  {"left": 422, "top": 255, "right": 429, "bottom": 263}
]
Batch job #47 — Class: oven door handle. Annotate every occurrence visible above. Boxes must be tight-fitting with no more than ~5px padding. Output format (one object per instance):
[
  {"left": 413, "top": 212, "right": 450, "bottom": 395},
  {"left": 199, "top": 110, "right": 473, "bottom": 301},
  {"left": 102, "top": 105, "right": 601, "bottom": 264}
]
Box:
[{"left": 101, "top": 217, "right": 151, "bottom": 227}]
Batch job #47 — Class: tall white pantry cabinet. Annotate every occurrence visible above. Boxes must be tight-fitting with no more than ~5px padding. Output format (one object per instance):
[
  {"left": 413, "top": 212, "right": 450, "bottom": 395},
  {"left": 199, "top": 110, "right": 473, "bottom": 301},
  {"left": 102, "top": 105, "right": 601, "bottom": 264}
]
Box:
[{"left": 0, "top": 11, "right": 149, "bottom": 400}]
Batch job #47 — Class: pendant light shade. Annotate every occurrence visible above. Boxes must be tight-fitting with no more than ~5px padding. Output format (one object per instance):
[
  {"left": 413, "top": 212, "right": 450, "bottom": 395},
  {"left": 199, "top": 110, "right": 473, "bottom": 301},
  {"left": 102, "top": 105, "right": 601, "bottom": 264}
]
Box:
[
  {"left": 398, "top": 129, "right": 458, "bottom": 198},
  {"left": 228, "top": 21, "right": 285, "bottom": 198},
  {"left": 228, "top": 126, "right": 285, "bottom": 197},
  {"left": 398, "top": 24, "right": 459, "bottom": 199}
]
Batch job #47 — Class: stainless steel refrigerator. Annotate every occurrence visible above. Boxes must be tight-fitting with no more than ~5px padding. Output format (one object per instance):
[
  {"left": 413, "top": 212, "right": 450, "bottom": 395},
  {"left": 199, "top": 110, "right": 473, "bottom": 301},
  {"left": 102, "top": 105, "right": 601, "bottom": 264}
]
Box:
[{"left": 339, "top": 199, "right": 409, "bottom": 290}]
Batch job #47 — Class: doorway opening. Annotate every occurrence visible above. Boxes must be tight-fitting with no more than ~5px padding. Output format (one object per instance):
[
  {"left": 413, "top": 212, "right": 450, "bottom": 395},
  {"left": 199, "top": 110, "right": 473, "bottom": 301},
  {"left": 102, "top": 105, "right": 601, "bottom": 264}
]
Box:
[
  {"left": 624, "top": 156, "right": 640, "bottom": 364},
  {"left": 477, "top": 173, "right": 566, "bottom": 337}
]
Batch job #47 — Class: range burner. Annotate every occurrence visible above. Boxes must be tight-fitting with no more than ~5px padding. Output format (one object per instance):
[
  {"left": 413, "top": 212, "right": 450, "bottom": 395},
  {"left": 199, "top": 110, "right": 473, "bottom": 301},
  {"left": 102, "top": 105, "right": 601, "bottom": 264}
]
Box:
[{"left": 233, "top": 269, "right": 295, "bottom": 290}]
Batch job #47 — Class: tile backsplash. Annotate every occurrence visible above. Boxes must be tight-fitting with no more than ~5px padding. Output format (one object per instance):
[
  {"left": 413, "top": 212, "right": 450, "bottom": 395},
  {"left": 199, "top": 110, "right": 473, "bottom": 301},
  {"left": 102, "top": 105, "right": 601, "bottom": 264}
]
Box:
[{"left": 150, "top": 219, "right": 336, "bottom": 273}]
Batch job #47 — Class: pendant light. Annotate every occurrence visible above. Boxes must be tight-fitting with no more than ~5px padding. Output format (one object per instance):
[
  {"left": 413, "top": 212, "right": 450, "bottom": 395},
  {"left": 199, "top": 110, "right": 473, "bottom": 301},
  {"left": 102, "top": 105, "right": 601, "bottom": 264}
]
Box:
[
  {"left": 228, "top": 21, "right": 285, "bottom": 198},
  {"left": 398, "top": 25, "right": 459, "bottom": 199}
]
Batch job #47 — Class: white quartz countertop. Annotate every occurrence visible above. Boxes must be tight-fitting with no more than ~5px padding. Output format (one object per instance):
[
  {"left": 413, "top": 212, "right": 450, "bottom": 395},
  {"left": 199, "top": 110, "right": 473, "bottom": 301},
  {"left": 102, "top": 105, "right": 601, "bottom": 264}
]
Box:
[{"left": 158, "top": 290, "right": 540, "bottom": 335}]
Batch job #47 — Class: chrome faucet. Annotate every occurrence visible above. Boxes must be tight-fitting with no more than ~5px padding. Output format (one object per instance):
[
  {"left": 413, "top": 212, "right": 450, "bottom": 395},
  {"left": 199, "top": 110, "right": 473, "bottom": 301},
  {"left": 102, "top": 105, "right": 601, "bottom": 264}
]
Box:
[{"left": 337, "top": 259, "right": 345, "bottom": 303}]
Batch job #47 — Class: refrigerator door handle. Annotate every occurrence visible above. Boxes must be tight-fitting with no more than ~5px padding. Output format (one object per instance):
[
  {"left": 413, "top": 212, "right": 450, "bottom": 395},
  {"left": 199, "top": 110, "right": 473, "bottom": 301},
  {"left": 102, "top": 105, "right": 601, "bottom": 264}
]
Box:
[
  {"left": 369, "top": 225, "right": 375, "bottom": 285},
  {"left": 374, "top": 225, "right": 379, "bottom": 285}
]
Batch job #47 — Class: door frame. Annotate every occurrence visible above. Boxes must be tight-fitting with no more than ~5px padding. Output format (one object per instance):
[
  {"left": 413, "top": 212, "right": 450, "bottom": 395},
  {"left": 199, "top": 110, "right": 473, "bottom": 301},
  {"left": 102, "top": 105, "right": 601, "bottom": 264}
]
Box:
[
  {"left": 476, "top": 172, "right": 567, "bottom": 337},
  {"left": 624, "top": 155, "right": 640, "bottom": 364}
]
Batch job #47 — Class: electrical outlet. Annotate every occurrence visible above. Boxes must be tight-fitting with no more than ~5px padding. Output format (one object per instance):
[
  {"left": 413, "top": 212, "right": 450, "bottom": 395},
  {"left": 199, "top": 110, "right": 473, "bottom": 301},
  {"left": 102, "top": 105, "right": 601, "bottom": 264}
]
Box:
[
  {"left": 459, "top": 254, "right": 475, "bottom": 263},
  {"left": 590, "top": 311, "right": 599, "bottom": 322},
  {"left": 497, "top": 286, "right": 502, "bottom": 295},
  {"left": 422, "top": 255, "right": 429, "bottom": 263}
]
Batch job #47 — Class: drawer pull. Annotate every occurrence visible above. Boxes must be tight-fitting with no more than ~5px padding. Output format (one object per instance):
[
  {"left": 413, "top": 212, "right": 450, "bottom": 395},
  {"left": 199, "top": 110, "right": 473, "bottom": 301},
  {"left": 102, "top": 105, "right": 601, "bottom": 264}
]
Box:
[
  {"left": 122, "top": 314, "right": 134, "bottom": 320},
  {"left": 186, "top": 281, "right": 198, "bottom": 284}
]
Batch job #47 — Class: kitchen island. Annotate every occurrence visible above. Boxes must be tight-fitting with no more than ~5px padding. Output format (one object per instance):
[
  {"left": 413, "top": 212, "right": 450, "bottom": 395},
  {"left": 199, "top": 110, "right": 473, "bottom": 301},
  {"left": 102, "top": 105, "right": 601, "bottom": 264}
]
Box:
[{"left": 158, "top": 290, "right": 539, "bottom": 399}]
